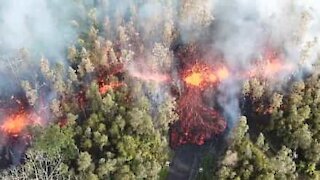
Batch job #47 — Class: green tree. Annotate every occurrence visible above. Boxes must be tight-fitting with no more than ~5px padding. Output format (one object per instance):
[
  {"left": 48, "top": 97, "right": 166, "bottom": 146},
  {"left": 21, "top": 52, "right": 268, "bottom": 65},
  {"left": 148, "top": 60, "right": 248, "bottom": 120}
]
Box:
[{"left": 77, "top": 152, "right": 92, "bottom": 172}]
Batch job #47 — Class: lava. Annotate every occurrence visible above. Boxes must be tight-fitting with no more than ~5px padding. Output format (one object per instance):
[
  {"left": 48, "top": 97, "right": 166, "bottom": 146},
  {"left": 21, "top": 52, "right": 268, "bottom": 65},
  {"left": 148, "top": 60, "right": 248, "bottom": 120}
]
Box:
[
  {"left": 96, "top": 63, "right": 127, "bottom": 95},
  {"left": 248, "top": 60, "right": 295, "bottom": 79},
  {"left": 170, "top": 63, "right": 229, "bottom": 147},
  {"left": 184, "top": 72, "right": 203, "bottom": 86},
  {"left": 0, "top": 111, "right": 42, "bottom": 137},
  {"left": 183, "top": 63, "right": 230, "bottom": 88},
  {"left": 171, "top": 88, "right": 226, "bottom": 147},
  {"left": 1, "top": 114, "right": 28, "bottom": 135}
]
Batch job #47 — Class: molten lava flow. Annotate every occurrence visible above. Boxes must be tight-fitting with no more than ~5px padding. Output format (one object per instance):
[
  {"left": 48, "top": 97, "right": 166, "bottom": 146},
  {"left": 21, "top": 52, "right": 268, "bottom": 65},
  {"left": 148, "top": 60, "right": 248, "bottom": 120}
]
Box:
[
  {"left": 170, "top": 63, "right": 228, "bottom": 147},
  {"left": 0, "top": 111, "right": 42, "bottom": 137},
  {"left": 183, "top": 63, "right": 230, "bottom": 88},
  {"left": 99, "top": 82, "right": 125, "bottom": 94},
  {"left": 185, "top": 72, "right": 203, "bottom": 86},
  {"left": 171, "top": 88, "right": 226, "bottom": 147},
  {"left": 1, "top": 114, "right": 28, "bottom": 135}
]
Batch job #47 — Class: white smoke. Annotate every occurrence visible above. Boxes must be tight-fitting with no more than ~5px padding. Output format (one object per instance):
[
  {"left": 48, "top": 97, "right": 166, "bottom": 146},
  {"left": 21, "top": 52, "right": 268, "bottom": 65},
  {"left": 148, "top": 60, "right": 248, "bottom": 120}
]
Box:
[
  {"left": 0, "top": 0, "right": 81, "bottom": 59},
  {"left": 211, "top": 0, "right": 320, "bottom": 69}
]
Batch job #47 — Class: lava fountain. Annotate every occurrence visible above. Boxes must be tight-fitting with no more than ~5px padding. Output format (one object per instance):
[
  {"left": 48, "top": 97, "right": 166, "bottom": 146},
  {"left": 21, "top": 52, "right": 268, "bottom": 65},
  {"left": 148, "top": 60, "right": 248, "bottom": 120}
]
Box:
[{"left": 170, "top": 63, "right": 228, "bottom": 147}]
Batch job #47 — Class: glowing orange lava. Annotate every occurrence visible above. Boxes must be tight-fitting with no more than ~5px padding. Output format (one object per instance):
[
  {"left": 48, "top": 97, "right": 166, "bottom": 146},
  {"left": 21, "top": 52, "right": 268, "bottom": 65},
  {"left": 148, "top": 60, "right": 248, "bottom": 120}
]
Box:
[
  {"left": 1, "top": 111, "right": 43, "bottom": 136},
  {"left": 170, "top": 63, "right": 230, "bottom": 147},
  {"left": 1, "top": 114, "right": 28, "bottom": 135},
  {"left": 183, "top": 64, "right": 230, "bottom": 88},
  {"left": 185, "top": 72, "right": 203, "bottom": 86}
]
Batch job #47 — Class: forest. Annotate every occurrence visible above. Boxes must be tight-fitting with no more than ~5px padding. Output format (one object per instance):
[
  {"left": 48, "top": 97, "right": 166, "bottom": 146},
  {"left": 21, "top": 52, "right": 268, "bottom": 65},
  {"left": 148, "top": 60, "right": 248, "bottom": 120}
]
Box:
[{"left": 0, "top": 0, "right": 320, "bottom": 180}]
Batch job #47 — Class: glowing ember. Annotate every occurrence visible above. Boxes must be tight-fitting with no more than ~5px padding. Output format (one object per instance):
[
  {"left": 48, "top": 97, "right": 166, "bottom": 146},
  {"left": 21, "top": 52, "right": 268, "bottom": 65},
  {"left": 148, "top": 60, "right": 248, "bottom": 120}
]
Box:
[{"left": 99, "top": 82, "right": 125, "bottom": 94}]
